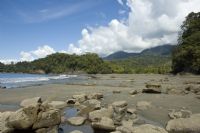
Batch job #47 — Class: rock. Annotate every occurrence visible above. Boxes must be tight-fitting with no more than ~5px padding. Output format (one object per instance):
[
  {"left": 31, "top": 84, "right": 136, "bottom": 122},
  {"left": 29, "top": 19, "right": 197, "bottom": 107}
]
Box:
[
  {"left": 112, "top": 101, "right": 127, "bottom": 108},
  {"left": 35, "top": 126, "right": 58, "bottom": 133},
  {"left": 67, "top": 117, "right": 86, "bottom": 126},
  {"left": 0, "top": 111, "right": 14, "bottom": 133},
  {"left": 136, "top": 101, "right": 152, "bottom": 110},
  {"left": 145, "top": 83, "right": 161, "bottom": 89},
  {"left": 166, "top": 88, "right": 185, "bottom": 95},
  {"left": 87, "top": 93, "right": 103, "bottom": 100},
  {"left": 129, "top": 90, "right": 138, "bottom": 95},
  {"left": 112, "top": 101, "right": 128, "bottom": 124},
  {"left": 185, "top": 85, "right": 200, "bottom": 94},
  {"left": 132, "top": 118, "right": 146, "bottom": 125},
  {"left": 84, "top": 99, "right": 101, "bottom": 110},
  {"left": 116, "top": 126, "right": 132, "bottom": 133},
  {"left": 72, "top": 94, "right": 87, "bottom": 103},
  {"left": 132, "top": 124, "right": 168, "bottom": 133},
  {"left": 70, "top": 130, "right": 83, "bottom": 133},
  {"left": 92, "top": 117, "right": 115, "bottom": 131},
  {"left": 168, "top": 109, "right": 192, "bottom": 119},
  {"left": 89, "top": 108, "right": 113, "bottom": 122},
  {"left": 8, "top": 106, "right": 38, "bottom": 129},
  {"left": 32, "top": 109, "right": 61, "bottom": 129},
  {"left": 20, "top": 97, "right": 42, "bottom": 107},
  {"left": 66, "top": 99, "right": 76, "bottom": 105},
  {"left": 166, "top": 113, "right": 200, "bottom": 133},
  {"left": 113, "top": 90, "right": 121, "bottom": 94},
  {"left": 48, "top": 101, "right": 67, "bottom": 109},
  {"left": 127, "top": 108, "right": 137, "bottom": 114},
  {"left": 110, "top": 131, "right": 121, "bottom": 133},
  {"left": 142, "top": 88, "right": 161, "bottom": 94}
]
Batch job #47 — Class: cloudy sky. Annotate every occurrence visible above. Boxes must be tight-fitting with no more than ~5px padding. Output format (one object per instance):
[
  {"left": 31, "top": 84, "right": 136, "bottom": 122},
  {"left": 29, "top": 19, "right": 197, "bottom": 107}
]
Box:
[{"left": 0, "top": 0, "right": 200, "bottom": 63}]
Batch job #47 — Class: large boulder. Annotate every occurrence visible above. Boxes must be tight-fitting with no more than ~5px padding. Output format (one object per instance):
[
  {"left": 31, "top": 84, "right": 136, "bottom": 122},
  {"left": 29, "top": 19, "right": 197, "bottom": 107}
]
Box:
[
  {"left": 92, "top": 117, "right": 115, "bottom": 131},
  {"left": 32, "top": 109, "right": 61, "bottom": 129},
  {"left": 89, "top": 108, "right": 113, "bottom": 122},
  {"left": 72, "top": 94, "right": 87, "bottom": 103},
  {"left": 20, "top": 97, "right": 42, "bottom": 107},
  {"left": 67, "top": 117, "right": 86, "bottom": 126},
  {"left": 8, "top": 106, "right": 38, "bottom": 129},
  {"left": 0, "top": 112, "right": 14, "bottom": 133},
  {"left": 132, "top": 124, "right": 168, "bottom": 133},
  {"left": 166, "top": 113, "right": 200, "bottom": 133},
  {"left": 48, "top": 101, "right": 67, "bottom": 109},
  {"left": 136, "top": 101, "right": 152, "bottom": 110}
]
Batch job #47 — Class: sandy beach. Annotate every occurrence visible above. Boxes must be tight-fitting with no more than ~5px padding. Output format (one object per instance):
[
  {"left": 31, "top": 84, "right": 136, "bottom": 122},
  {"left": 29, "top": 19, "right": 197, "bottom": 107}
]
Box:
[{"left": 1, "top": 74, "right": 200, "bottom": 127}]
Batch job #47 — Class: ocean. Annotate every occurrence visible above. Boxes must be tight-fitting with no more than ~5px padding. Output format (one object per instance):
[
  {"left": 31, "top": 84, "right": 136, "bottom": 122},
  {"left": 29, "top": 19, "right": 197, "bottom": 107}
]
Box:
[{"left": 0, "top": 73, "right": 85, "bottom": 89}]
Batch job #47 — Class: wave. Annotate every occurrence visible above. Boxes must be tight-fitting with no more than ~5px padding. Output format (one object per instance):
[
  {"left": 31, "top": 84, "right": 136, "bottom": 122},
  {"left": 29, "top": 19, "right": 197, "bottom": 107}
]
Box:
[{"left": 0, "top": 74, "right": 77, "bottom": 84}]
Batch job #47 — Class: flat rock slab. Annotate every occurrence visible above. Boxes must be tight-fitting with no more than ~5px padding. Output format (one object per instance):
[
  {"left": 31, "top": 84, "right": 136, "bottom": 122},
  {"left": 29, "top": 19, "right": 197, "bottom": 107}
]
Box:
[
  {"left": 48, "top": 101, "right": 67, "bottom": 109},
  {"left": 67, "top": 117, "right": 86, "bottom": 126},
  {"left": 166, "top": 113, "right": 200, "bottom": 133},
  {"left": 112, "top": 101, "right": 127, "bottom": 108},
  {"left": 20, "top": 97, "right": 42, "bottom": 107},
  {"left": 132, "top": 124, "right": 168, "bottom": 133},
  {"left": 92, "top": 117, "right": 115, "bottom": 131}
]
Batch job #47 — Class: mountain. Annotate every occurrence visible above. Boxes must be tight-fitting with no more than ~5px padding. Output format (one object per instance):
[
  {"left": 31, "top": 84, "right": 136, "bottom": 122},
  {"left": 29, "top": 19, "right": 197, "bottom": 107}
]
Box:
[{"left": 103, "top": 44, "right": 175, "bottom": 60}]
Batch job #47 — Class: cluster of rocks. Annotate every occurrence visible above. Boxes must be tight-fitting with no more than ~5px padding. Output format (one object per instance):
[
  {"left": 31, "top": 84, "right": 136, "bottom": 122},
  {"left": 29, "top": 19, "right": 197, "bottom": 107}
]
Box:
[
  {"left": 1, "top": 90, "right": 200, "bottom": 133},
  {"left": 0, "top": 97, "right": 61, "bottom": 133}
]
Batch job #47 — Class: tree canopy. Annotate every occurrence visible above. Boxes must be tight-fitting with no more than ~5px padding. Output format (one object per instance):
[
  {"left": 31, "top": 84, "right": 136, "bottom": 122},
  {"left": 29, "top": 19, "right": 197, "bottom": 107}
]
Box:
[{"left": 172, "top": 12, "right": 200, "bottom": 74}]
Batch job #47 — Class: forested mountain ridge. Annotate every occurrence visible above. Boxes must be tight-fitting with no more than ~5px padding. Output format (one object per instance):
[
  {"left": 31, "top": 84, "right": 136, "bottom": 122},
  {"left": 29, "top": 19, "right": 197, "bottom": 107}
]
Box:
[{"left": 104, "top": 44, "right": 175, "bottom": 60}]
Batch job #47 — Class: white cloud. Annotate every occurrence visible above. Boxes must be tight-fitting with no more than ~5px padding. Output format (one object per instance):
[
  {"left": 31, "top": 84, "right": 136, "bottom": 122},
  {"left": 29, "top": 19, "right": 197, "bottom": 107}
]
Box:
[
  {"left": 20, "top": 51, "right": 34, "bottom": 61},
  {"left": 66, "top": 0, "right": 200, "bottom": 56},
  {"left": 117, "top": 0, "right": 124, "bottom": 5},
  {"left": 0, "top": 59, "right": 19, "bottom": 65},
  {"left": 20, "top": 45, "right": 55, "bottom": 61}
]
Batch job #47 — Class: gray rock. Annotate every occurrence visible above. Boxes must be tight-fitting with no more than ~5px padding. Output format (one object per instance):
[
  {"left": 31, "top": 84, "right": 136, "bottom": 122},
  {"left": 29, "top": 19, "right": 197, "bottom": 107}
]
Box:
[
  {"left": 166, "top": 113, "right": 200, "bottom": 133},
  {"left": 92, "top": 117, "right": 115, "bottom": 131},
  {"left": 129, "top": 90, "right": 138, "bottom": 95},
  {"left": 84, "top": 99, "right": 101, "bottom": 110},
  {"left": 168, "top": 109, "right": 192, "bottom": 119},
  {"left": 32, "top": 109, "right": 61, "bottom": 129},
  {"left": 70, "top": 130, "right": 83, "bottom": 133},
  {"left": 89, "top": 108, "right": 113, "bottom": 122},
  {"left": 35, "top": 126, "right": 58, "bottom": 133},
  {"left": 67, "top": 117, "right": 86, "bottom": 126},
  {"left": 87, "top": 93, "right": 103, "bottom": 100},
  {"left": 20, "top": 97, "right": 42, "bottom": 107},
  {"left": 112, "top": 101, "right": 127, "bottom": 108},
  {"left": 127, "top": 108, "right": 137, "bottom": 114},
  {"left": 132, "top": 124, "right": 168, "bottom": 133},
  {"left": 66, "top": 99, "right": 76, "bottom": 105},
  {"left": 136, "top": 101, "right": 152, "bottom": 110},
  {"left": 116, "top": 126, "right": 132, "bottom": 133},
  {"left": 0, "top": 111, "right": 14, "bottom": 133},
  {"left": 8, "top": 106, "right": 38, "bottom": 129},
  {"left": 48, "top": 101, "right": 67, "bottom": 109},
  {"left": 72, "top": 94, "right": 87, "bottom": 103}
]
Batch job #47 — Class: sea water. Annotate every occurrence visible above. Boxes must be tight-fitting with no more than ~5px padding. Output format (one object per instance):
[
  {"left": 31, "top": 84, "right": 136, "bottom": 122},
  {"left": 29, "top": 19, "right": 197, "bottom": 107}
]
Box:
[{"left": 0, "top": 73, "right": 84, "bottom": 88}]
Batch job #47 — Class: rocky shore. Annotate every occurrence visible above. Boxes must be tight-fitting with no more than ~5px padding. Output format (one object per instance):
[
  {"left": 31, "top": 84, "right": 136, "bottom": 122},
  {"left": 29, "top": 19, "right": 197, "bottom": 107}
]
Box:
[{"left": 0, "top": 74, "right": 200, "bottom": 133}]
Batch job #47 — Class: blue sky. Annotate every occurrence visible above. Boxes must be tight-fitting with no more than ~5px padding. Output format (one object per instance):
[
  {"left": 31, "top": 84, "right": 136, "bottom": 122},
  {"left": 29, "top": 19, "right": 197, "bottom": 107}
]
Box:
[
  {"left": 0, "top": 0, "right": 128, "bottom": 60},
  {"left": 0, "top": 0, "right": 199, "bottom": 63}
]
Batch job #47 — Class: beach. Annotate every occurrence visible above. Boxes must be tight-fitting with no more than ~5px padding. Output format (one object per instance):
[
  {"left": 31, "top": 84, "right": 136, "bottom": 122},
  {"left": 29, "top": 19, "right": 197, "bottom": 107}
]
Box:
[{"left": 1, "top": 74, "right": 200, "bottom": 127}]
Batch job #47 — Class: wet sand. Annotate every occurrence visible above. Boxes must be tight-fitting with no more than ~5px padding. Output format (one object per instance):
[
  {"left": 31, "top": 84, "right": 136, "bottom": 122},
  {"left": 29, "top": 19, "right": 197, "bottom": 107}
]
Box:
[{"left": 0, "top": 74, "right": 200, "bottom": 127}]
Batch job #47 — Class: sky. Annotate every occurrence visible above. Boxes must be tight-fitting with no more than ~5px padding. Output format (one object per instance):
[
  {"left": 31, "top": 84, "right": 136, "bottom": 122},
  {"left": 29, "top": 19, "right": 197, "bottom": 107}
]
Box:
[{"left": 0, "top": 0, "right": 200, "bottom": 63}]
